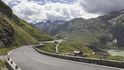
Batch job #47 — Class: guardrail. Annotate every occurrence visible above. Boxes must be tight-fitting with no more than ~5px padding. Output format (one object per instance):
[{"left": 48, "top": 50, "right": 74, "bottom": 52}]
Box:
[
  {"left": 33, "top": 46, "right": 124, "bottom": 68},
  {"left": 6, "top": 51, "right": 22, "bottom": 70}
]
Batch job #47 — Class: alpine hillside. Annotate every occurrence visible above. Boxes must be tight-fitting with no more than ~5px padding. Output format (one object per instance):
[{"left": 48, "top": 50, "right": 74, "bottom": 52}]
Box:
[{"left": 0, "top": 0, "right": 52, "bottom": 47}]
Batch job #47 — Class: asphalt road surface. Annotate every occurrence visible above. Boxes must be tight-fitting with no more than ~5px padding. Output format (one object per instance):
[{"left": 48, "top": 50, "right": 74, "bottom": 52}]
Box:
[{"left": 10, "top": 46, "right": 123, "bottom": 70}]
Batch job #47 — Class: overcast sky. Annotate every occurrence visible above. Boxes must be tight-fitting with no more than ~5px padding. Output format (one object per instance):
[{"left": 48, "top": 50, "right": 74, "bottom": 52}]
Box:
[{"left": 2, "top": 0, "right": 124, "bottom": 23}]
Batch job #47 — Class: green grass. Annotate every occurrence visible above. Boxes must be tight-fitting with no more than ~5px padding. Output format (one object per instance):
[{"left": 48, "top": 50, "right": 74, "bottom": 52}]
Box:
[
  {"left": 9, "top": 20, "right": 38, "bottom": 46},
  {"left": 4, "top": 17, "right": 52, "bottom": 46},
  {"left": 39, "top": 41, "right": 102, "bottom": 58},
  {"left": 106, "top": 56, "right": 124, "bottom": 61},
  {"left": 58, "top": 42, "right": 93, "bottom": 55},
  {"left": 56, "top": 32, "right": 96, "bottom": 44},
  {"left": 19, "top": 20, "right": 52, "bottom": 41},
  {"left": 0, "top": 47, "right": 17, "bottom": 55},
  {"left": 40, "top": 41, "right": 124, "bottom": 60},
  {"left": 0, "top": 61, "right": 6, "bottom": 69},
  {"left": 39, "top": 43, "right": 56, "bottom": 53},
  {"left": 39, "top": 41, "right": 124, "bottom": 61}
]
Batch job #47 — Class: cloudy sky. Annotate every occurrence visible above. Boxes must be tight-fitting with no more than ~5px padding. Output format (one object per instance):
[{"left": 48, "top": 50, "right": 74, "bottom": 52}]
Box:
[{"left": 2, "top": 0, "right": 124, "bottom": 23}]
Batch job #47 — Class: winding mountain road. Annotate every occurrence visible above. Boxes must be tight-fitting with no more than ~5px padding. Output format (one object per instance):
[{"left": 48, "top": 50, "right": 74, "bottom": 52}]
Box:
[{"left": 9, "top": 45, "right": 123, "bottom": 70}]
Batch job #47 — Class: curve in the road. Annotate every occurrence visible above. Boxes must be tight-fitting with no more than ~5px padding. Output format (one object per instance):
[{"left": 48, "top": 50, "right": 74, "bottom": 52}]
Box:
[{"left": 10, "top": 46, "right": 123, "bottom": 70}]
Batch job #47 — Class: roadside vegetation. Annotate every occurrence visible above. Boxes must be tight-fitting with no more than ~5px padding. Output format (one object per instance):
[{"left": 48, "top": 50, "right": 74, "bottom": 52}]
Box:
[
  {"left": 0, "top": 47, "right": 17, "bottom": 55},
  {"left": 0, "top": 16, "right": 52, "bottom": 55},
  {"left": 0, "top": 60, "right": 6, "bottom": 69},
  {"left": 39, "top": 41, "right": 103, "bottom": 58},
  {"left": 107, "top": 56, "right": 124, "bottom": 61},
  {"left": 39, "top": 41, "right": 124, "bottom": 61}
]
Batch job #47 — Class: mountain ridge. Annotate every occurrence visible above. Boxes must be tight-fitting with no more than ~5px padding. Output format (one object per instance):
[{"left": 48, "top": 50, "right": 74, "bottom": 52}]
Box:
[{"left": 34, "top": 9, "right": 124, "bottom": 49}]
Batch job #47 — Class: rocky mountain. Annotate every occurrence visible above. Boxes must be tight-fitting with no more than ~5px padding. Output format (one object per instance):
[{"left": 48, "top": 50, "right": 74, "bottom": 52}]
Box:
[
  {"left": 0, "top": 0, "right": 52, "bottom": 47},
  {"left": 34, "top": 20, "right": 65, "bottom": 35}
]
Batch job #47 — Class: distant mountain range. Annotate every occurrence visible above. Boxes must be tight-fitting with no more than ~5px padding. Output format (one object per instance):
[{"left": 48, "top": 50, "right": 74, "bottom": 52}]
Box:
[
  {"left": 34, "top": 20, "right": 65, "bottom": 35},
  {"left": 34, "top": 10, "right": 124, "bottom": 49}
]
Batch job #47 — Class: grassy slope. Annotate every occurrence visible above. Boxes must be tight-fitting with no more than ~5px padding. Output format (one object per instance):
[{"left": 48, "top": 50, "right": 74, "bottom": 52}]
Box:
[
  {"left": 0, "top": 47, "right": 14, "bottom": 55},
  {"left": 39, "top": 41, "right": 102, "bottom": 58},
  {"left": 0, "top": 60, "right": 6, "bottom": 69},
  {"left": 40, "top": 42, "right": 124, "bottom": 60},
  {"left": 37, "top": 18, "right": 110, "bottom": 58},
  {"left": 107, "top": 56, "right": 124, "bottom": 61},
  {"left": 0, "top": 15, "right": 52, "bottom": 55},
  {"left": 53, "top": 18, "right": 113, "bottom": 55},
  {"left": 5, "top": 17, "right": 52, "bottom": 46}
]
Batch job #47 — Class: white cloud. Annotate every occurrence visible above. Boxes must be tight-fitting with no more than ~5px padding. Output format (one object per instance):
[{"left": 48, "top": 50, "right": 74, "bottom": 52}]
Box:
[
  {"left": 79, "top": 0, "right": 124, "bottom": 14},
  {"left": 12, "top": 1, "right": 47, "bottom": 23},
  {"left": 2, "top": 0, "right": 124, "bottom": 23},
  {"left": 4, "top": 0, "right": 98, "bottom": 23}
]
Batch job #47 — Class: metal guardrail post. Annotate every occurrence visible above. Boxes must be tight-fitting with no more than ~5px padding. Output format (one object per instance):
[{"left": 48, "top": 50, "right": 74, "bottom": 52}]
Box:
[
  {"left": 11, "top": 61, "right": 13, "bottom": 64},
  {"left": 15, "top": 66, "right": 18, "bottom": 69},
  {"left": 7, "top": 58, "right": 10, "bottom": 60},
  {"left": 7, "top": 51, "right": 22, "bottom": 70}
]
